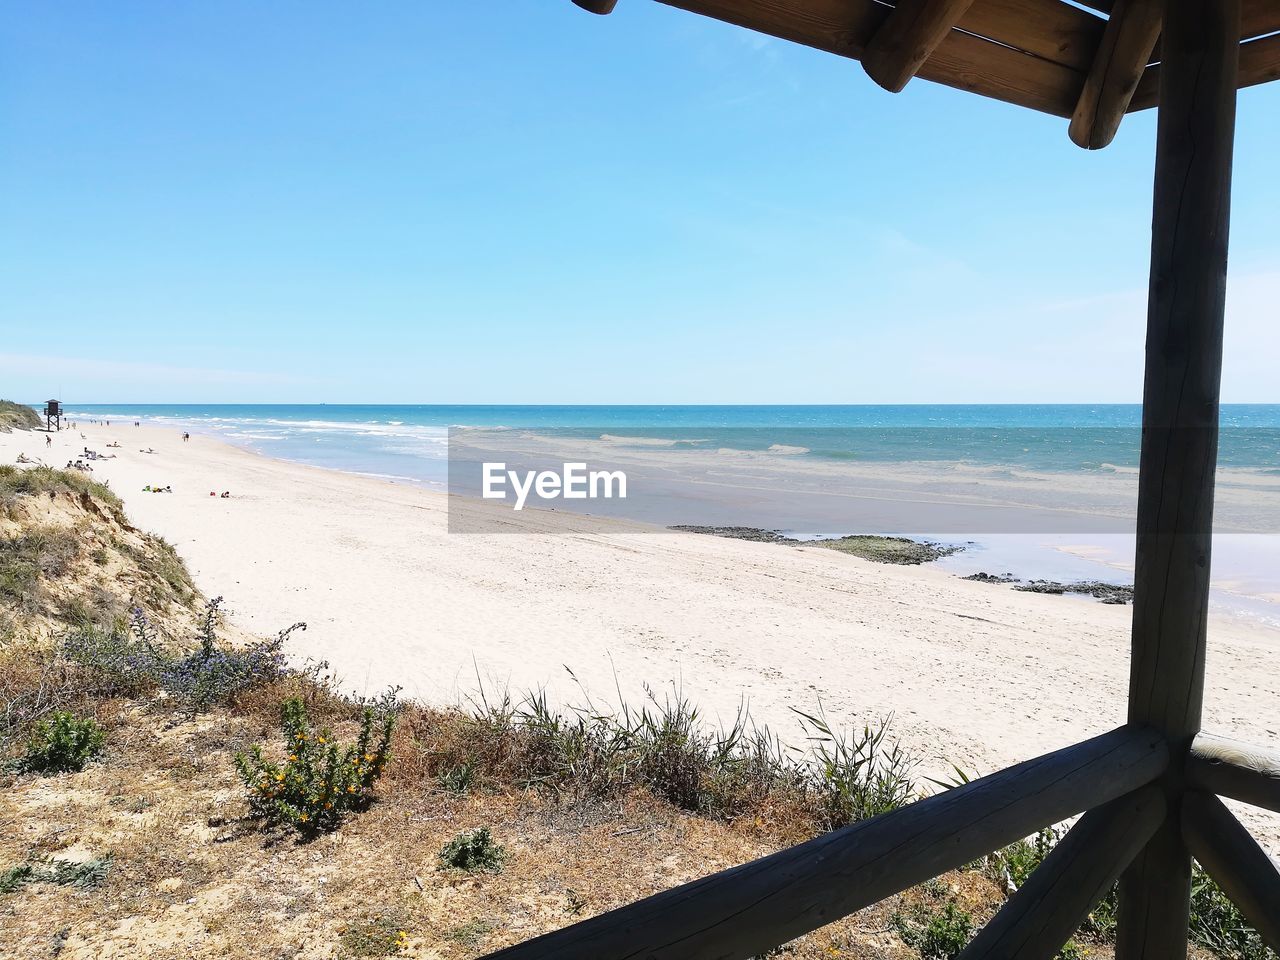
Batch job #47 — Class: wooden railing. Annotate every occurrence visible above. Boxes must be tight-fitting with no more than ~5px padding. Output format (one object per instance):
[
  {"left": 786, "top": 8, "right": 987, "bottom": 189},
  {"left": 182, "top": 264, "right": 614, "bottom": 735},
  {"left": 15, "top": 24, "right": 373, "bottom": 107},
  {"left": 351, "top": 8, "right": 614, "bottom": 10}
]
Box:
[{"left": 485, "top": 727, "right": 1279, "bottom": 960}]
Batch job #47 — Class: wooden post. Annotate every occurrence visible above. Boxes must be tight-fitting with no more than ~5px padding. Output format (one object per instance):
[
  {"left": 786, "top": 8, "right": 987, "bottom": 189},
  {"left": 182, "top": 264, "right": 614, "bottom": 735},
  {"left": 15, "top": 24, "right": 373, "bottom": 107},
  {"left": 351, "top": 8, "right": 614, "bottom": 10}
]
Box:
[{"left": 1117, "top": 0, "right": 1240, "bottom": 957}]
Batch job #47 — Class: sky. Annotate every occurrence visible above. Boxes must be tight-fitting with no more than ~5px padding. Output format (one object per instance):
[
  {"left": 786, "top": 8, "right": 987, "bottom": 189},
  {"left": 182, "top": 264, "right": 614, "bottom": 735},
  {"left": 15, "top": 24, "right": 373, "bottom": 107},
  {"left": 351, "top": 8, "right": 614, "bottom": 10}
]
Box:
[{"left": 1, "top": 1, "right": 1277, "bottom": 405}]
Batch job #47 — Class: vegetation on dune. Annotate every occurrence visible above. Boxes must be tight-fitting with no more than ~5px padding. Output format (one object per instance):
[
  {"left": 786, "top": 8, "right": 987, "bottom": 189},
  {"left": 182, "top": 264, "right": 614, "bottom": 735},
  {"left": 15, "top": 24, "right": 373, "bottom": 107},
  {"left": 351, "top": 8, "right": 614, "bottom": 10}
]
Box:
[
  {"left": 439, "top": 827, "right": 507, "bottom": 874},
  {"left": 0, "top": 525, "right": 83, "bottom": 609},
  {"left": 0, "top": 463, "right": 125, "bottom": 521},
  {"left": 13, "top": 709, "right": 105, "bottom": 774},
  {"left": 63, "top": 599, "right": 297, "bottom": 713},
  {"left": 0, "top": 400, "right": 41, "bottom": 433}
]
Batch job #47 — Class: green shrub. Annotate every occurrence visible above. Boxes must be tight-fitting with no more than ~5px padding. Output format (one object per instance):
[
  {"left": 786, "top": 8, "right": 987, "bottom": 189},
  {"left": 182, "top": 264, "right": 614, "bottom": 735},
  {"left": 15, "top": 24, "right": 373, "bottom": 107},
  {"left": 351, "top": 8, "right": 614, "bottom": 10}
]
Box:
[
  {"left": 893, "top": 902, "right": 974, "bottom": 959},
  {"left": 16, "top": 711, "right": 105, "bottom": 774},
  {"left": 235, "top": 696, "right": 395, "bottom": 836},
  {"left": 438, "top": 827, "right": 506, "bottom": 873}
]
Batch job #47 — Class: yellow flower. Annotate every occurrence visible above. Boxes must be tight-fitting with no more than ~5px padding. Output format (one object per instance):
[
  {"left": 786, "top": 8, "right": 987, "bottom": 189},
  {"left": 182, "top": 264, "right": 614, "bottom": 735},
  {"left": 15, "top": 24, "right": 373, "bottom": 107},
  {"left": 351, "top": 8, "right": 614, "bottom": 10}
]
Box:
[
  {"left": 275, "top": 773, "right": 284, "bottom": 782},
  {"left": 287, "top": 754, "right": 297, "bottom": 762},
  {"left": 299, "top": 813, "right": 309, "bottom": 822},
  {"left": 346, "top": 785, "right": 357, "bottom": 793}
]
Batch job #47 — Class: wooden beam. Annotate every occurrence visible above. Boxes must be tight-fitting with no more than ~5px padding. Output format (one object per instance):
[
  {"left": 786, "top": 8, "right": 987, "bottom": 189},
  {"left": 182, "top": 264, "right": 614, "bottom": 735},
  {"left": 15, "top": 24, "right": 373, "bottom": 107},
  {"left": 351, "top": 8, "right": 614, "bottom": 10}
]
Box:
[
  {"left": 572, "top": 0, "right": 619, "bottom": 12},
  {"left": 958, "top": 0, "right": 1106, "bottom": 72},
  {"left": 484, "top": 726, "right": 1167, "bottom": 960},
  {"left": 1187, "top": 733, "right": 1280, "bottom": 814},
  {"left": 1129, "top": 32, "right": 1280, "bottom": 110},
  {"left": 1116, "top": 0, "right": 1240, "bottom": 957},
  {"left": 956, "top": 787, "right": 1165, "bottom": 960},
  {"left": 1181, "top": 793, "right": 1280, "bottom": 953},
  {"left": 862, "top": 0, "right": 979, "bottom": 93},
  {"left": 656, "top": 0, "right": 1084, "bottom": 116},
  {"left": 1068, "top": 0, "right": 1163, "bottom": 148}
]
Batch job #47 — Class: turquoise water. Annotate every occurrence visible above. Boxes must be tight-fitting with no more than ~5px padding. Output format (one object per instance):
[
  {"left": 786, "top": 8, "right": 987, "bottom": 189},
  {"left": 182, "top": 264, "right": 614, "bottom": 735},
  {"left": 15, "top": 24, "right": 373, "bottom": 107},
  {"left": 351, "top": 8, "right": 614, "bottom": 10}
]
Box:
[{"left": 58, "top": 403, "right": 1280, "bottom": 486}]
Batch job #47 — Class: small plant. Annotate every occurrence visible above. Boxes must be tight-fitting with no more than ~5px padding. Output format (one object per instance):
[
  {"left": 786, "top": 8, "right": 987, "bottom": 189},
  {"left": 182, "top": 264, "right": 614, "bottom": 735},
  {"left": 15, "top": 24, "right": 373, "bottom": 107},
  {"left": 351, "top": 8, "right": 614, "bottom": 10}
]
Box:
[
  {"left": 0, "top": 856, "right": 112, "bottom": 894},
  {"left": 15, "top": 711, "right": 105, "bottom": 774},
  {"left": 235, "top": 696, "right": 395, "bottom": 836},
  {"left": 445, "top": 918, "right": 497, "bottom": 947},
  {"left": 892, "top": 902, "right": 974, "bottom": 959},
  {"left": 337, "top": 912, "right": 409, "bottom": 957},
  {"left": 438, "top": 758, "right": 478, "bottom": 794},
  {"left": 438, "top": 827, "right": 506, "bottom": 873},
  {"left": 794, "top": 707, "right": 917, "bottom": 828}
]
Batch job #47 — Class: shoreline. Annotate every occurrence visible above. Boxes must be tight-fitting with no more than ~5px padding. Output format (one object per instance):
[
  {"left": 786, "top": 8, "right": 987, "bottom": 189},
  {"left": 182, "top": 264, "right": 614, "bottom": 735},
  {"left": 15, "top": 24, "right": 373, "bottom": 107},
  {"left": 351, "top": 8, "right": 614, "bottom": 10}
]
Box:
[{"left": 3, "top": 419, "right": 1278, "bottom": 852}]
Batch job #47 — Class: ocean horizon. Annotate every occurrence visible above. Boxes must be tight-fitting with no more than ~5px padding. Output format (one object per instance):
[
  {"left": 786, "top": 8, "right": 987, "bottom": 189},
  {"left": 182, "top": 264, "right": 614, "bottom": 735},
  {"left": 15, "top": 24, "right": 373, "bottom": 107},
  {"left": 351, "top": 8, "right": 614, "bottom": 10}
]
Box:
[{"left": 54, "top": 402, "right": 1280, "bottom": 487}]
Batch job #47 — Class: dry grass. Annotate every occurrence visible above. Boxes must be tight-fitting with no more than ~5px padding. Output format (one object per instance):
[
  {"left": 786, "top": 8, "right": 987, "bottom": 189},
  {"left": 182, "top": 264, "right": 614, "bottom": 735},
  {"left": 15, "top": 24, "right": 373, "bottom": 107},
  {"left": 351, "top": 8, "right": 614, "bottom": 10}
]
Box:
[{"left": 0, "top": 681, "right": 927, "bottom": 960}]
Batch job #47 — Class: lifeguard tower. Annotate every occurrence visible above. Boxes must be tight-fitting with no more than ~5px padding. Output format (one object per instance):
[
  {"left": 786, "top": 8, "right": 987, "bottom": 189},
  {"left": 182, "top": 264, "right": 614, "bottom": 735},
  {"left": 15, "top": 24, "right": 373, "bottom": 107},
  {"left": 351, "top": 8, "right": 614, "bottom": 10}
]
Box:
[{"left": 45, "top": 399, "right": 62, "bottom": 432}]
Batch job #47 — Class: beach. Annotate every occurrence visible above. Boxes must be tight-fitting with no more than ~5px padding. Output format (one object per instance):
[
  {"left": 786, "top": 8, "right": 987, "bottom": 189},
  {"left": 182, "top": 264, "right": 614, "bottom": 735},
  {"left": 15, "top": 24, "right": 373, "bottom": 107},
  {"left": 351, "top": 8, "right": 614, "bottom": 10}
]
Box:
[{"left": 5, "top": 420, "right": 1278, "bottom": 851}]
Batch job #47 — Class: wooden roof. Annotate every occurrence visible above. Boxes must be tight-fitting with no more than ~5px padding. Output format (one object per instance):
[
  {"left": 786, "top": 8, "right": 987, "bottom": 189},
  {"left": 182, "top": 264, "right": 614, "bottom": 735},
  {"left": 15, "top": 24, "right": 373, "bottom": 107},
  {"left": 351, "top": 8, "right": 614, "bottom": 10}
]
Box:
[{"left": 572, "top": 0, "right": 1280, "bottom": 148}]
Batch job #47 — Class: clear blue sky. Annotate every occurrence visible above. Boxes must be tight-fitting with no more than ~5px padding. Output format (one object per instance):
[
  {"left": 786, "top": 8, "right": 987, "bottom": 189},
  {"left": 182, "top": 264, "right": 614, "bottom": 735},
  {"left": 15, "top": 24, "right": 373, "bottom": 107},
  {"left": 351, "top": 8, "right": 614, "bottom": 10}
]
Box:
[{"left": 2, "top": 1, "right": 1277, "bottom": 404}]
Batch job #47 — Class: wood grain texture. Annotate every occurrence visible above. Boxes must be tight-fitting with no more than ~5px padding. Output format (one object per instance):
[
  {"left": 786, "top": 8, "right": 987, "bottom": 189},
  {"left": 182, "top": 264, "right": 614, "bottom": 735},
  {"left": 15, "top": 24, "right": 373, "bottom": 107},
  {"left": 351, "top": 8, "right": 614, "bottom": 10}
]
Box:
[
  {"left": 863, "top": 0, "right": 980, "bottom": 93},
  {"left": 956, "top": 787, "right": 1165, "bottom": 960},
  {"left": 1068, "top": 0, "right": 1163, "bottom": 148},
  {"left": 1181, "top": 793, "right": 1280, "bottom": 953},
  {"left": 1187, "top": 732, "right": 1280, "bottom": 814},
  {"left": 1130, "top": 32, "right": 1280, "bottom": 110},
  {"left": 959, "top": 0, "right": 1106, "bottom": 70},
  {"left": 1117, "top": 1, "right": 1240, "bottom": 957},
  {"left": 484, "top": 726, "right": 1167, "bottom": 960}
]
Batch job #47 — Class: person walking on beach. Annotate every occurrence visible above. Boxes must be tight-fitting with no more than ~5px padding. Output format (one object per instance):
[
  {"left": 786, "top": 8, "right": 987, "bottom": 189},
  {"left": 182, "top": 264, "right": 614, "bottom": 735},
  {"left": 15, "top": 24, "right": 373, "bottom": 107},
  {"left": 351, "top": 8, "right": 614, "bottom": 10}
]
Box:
[
  {"left": 45, "top": 435, "right": 52, "bottom": 448},
  {"left": 182, "top": 432, "right": 190, "bottom": 442}
]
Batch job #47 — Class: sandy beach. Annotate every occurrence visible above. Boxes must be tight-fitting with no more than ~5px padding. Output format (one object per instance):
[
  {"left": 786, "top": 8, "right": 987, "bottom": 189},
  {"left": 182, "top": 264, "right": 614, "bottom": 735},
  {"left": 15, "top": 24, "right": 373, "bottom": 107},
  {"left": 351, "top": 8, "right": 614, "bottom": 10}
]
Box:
[{"left": 6, "top": 420, "right": 1278, "bottom": 850}]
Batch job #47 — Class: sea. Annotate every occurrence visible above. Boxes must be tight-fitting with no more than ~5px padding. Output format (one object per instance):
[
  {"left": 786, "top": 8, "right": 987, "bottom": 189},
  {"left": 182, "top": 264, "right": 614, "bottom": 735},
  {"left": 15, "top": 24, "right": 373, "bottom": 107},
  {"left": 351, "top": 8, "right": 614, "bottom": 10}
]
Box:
[{"left": 60, "top": 403, "right": 1280, "bottom": 628}]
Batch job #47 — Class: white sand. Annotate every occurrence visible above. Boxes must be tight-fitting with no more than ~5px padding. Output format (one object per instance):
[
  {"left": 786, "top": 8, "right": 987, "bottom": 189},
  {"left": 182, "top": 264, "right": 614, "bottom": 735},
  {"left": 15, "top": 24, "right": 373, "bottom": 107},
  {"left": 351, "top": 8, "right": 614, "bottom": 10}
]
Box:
[{"left": 6, "top": 421, "right": 1278, "bottom": 849}]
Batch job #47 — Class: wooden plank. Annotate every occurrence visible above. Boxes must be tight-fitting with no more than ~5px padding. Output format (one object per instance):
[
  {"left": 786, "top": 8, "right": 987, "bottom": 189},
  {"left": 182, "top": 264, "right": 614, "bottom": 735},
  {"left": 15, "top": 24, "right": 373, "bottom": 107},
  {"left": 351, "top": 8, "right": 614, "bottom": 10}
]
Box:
[
  {"left": 572, "top": 0, "right": 620, "bottom": 12},
  {"left": 1181, "top": 793, "right": 1280, "bottom": 953},
  {"left": 1242, "top": 0, "right": 1280, "bottom": 41},
  {"left": 484, "top": 726, "right": 1167, "bottom": 960},
  {"left": 1069, "top": 0, "right": 1163, "bottom": 148},
  {"left": 1187, "top": 733, "right": 1280, "bottom": 814},
  {"left": 918, "top": 29, "right": 1082, "bottom": 115},
  {"left": 956, "top": 787, "right": 1165, "bottom": 960},
  {"left": 959, "top": 0, "right": 1107, "bottom": 72},
  {"left": 656, "top": 0, "right": 1084, "bottom": 115},
  {"left": 863, "top": 0, "right": 980, "bottom": 93},
  {"left": 1116, "top": 0, "right": 1241, "bottom": 957},
  {"left": 1130, "top": 32, "right": 1280, "bottom": 110}
]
